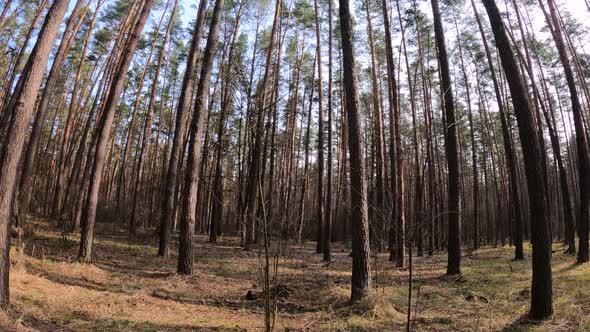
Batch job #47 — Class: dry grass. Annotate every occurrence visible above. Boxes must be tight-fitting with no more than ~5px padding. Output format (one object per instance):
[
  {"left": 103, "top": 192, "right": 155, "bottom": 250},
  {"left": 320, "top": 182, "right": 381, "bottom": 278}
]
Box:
[{"left": 0, "top": 218, "right": 588, "bottom": 331}]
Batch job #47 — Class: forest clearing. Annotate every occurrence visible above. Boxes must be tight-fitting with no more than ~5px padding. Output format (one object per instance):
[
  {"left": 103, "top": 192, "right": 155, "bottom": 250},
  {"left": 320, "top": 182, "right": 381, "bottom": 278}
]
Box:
[{"left": 0, "top": 218, "right": 587, "bottom": 331}]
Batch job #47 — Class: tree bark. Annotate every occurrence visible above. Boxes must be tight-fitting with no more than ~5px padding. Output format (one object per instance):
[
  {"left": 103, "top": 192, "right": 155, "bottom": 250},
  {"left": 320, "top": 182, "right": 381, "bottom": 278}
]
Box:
[
  {"left": 0, "top": 0, "right": 70, "bottom": 306},
  {"left": 78, "top": 0, "right": 157, "bottom": 263},
  {"left": 244, "top": 0, "right": 281, "bottom": 250},
  {"left": 16, "top": 0, "right": 86, "bottom": 219},
  {"left": 177, "top": 0, "right": 224, "bottom": 275},
  {"left": 541, "top": 0, "right": 590, "bottom": 263},
  {"left": 158, "top": 0, "right": 207, "bottom": 257},
  {"left": 338, "top": 0, "right": 372, "bottom": 302},
  {"left": 482, "top": 0, "right": 553, "bottom": 320},
  {"left": 431, "top": 0, "right": 461, "bottom": 275}
]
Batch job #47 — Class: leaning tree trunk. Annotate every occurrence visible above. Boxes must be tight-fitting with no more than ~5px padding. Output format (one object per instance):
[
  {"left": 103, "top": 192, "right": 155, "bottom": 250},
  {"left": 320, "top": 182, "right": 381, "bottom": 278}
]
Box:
[
  {"left": 0, "top": 0, "right": 70, "bottom": 306},
  {"left": 541, "top": 0, "right": 590, "bottom": 263},
  {"left": 482, "top": 0, "right": 553, "bottom": 320},
  {"left": 338, "top": 0, "right": 372, "bottom": 303},
  {"left": 16, "top": 0, "right": 86, "bottom": 220},
  {"left": 158, "top": 0, "right": 207, "bottom": 257},
  {"left": 78, "top": 0, "right": 157, "bottom": 263},
  {"left": 470, "top": 0, "right": 524, "bottom": 259}
]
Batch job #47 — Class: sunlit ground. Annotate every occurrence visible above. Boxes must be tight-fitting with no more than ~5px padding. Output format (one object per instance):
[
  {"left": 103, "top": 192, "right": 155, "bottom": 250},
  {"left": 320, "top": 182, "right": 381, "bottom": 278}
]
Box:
[{"left": 0, "top": 218, "right": 588, "bottom": 331}]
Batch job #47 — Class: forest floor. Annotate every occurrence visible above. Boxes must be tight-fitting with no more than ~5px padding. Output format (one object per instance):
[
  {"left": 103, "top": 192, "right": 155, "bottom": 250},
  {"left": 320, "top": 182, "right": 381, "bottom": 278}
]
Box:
[{"left": 0, "top": 217, "right": 589, "bottom": 331}]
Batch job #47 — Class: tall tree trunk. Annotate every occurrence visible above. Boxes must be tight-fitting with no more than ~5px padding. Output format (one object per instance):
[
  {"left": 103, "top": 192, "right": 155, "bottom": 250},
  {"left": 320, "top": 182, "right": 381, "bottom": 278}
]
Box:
[
  {"left": 541, "top": 0, "right": 590, "bottom": 263},
  {"left": 338, "top": 0, "right": 372, "bottom": 302},
  {"left": 130, "top": 0, "right": 177, "bottom": 235},
  {"left": 397, "top": 0, "right": 424, "bottom": 257},
  {"left": 50, "top": 0, "right": 103, "bottom": 222},
  {"left": 177, "top": 0, "right": 224, "bottom": 275},
  {"left": 313, "top": 0, "right": 325, "bottom": 255},
  {"left": 324, "top": 0, "right": 334, "bottom": 262},
  {"left": 383, "top": 0, "right": 404, "bottom": 267},
  {"left": 244, "top": 0, "right": 281, "bottom": 250},
  {"left": 211, "top": 1, "right": 244, "bottom": 243},
  {"left": 0, "top": 0, "right": 70, "bottom": 306},
  {"left": 158, "top": 0, "right": 207, "bottom": 257},
  {"left": 365, "top": 0, "right": 386, "bottom": 253},
  {"left": 78, "top": 0, "right": 157, "bottom": 263},
  {"left": 115, "top": 8, "right": 166, "bottom": 226},
  {"left": 470, "top": 0, "right": 524, "bottom": 259},
  {"left": 16, "top": 0, "right": 86, "bottom": 219},
  {"left": 454, "top": 16, "right": 479, "bottom": 250},
  {"left": 482, "top": 0, "right": 553, "bottom": 320},
  {"left": 431, "top": 0, "right": 461, "bottom": 275}
]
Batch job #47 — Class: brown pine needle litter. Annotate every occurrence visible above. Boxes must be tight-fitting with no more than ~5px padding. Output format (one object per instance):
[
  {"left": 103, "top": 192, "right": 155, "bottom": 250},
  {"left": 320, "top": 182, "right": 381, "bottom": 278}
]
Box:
[{"left": 0, "top": 218, "right": 589, "bottom": 331}]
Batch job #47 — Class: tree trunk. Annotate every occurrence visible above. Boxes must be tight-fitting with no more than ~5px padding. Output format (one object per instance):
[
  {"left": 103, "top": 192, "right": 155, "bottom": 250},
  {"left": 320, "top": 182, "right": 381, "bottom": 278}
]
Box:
[
  {"left": 338, "top": 0, "right": 372, "bottom": 302},
  {"left": 383, "top": 0, "right": 404, "bottom": 266},
  {"left": 470, "top": 0, "right": 524, "bottom": 259},
  {"left": 177, "top": 0, "right": 224, "bottom": 275},
  {"left": 324, "top": 0, "right": 334, "bottom": 262},
  {"left": 130, "top": 0, "right": 177, "bottom": 235},
  {"left": 365, "top": 0, "right": 386, "bottom": 253},
  {"left": 78, "top": 0, "right": 157, "bottom": 263},
  {"left": 313, "top": 0, "right": 325, "bottom": 255},
  {"left": 454, "top": 16, "right": 479, "bottom": 250},
  {"left": 482, "top": 0, "right": 553, "bottom": 320},
  {"left": 158, "top": 0, "right": 207, "bottom": 257},
  {"left": 244, "top": 0, "right": 281, "bottom": 250},
  {"left": 16, "top": 0, "right": 86, "bottom": 219},
  {"left": 541, "top": 0, "right": 590, "bottom": 263},
  {"left": 431, "top": 0, "right": 461, "bottom": 275},
  {"left": 0, "top": 0, "right": 70, "bottom": 306},
  {"left": 210, "top": 1, "right": 244, "bottom": 243}
]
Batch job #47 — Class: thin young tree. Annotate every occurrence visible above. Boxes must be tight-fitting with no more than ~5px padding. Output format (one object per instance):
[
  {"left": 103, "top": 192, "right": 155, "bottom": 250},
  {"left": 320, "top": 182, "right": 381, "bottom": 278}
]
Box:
[
  {"left": 313, "top": 0, "right": 325, "bottom": 255},
  {"left": 323, "top": 0, "right": 334, "bottom": 262}
]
